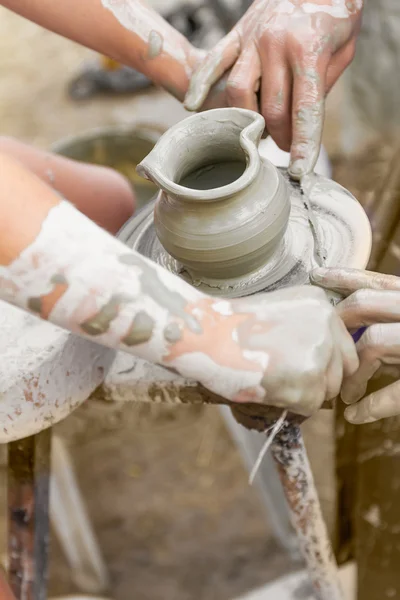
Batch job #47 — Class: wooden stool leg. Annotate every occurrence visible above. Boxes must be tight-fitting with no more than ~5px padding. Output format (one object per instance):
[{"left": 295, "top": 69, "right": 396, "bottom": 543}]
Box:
[
  {"left": 7, "top": 429, "right": 52, "bottom": 600},
  {"left": 219, "top": 405, "right": 300, "bottom": 558},
  {"left": 271, "top": 424, "right": 344, "bottom": 600}
]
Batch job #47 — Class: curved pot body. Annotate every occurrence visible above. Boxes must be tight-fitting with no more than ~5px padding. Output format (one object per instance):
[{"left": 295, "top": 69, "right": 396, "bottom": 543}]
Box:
[{"left": 138, "top": 108, "right": 290, "bottom": 279}]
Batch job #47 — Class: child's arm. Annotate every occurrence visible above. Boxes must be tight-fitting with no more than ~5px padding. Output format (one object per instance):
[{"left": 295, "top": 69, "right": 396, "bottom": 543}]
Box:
[
  {"left": 0, "top": 152, "right": 357, "bottom": 416},
  {"left": 1, "top": 0, "right": 203, "bottom": 103}
]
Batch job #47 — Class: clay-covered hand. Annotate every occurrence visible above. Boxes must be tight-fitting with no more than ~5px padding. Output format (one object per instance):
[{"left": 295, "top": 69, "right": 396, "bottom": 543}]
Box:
[
  {"left": 311, "top": 267, "right": 400, "bottom": 424},
  {"left": 184, "top": 0, "right": 363, "bottom": 178},
  {"left": 174, "top": 286, "right": 358, "bottom": 416}
]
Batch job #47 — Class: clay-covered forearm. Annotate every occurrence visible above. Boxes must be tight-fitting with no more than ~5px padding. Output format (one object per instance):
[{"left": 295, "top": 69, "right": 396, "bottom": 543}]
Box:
[
  {"left": 0, "top": 156, "right": 276, "bottom": 405},
  {"left": 0, "top": 153, "right": 202, "bottom": 358},
  {"left": 0, "top": 153, "right": 256, "bottom": 404},
  {"left": 0, "top": 0, "right": 200, "bottom": 101}
]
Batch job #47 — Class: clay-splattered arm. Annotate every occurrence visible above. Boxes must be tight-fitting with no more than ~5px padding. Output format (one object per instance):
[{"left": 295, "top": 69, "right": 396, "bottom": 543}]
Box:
[
  {"left": 0, "top": 153, "right": 358, "bottom": 416},
  {"left": 0, "top": 0, "right": 204, "bottom": 102},
  {"left": 312, "top": 267, "right": 400, "bottom": 424},
  {"left": 184, "top": 0, "right": 363, "bottom": 178}
]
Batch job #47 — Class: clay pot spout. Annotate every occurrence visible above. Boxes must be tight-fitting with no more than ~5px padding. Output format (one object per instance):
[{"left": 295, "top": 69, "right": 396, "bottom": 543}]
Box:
[{"left": 136, "top": 108, "right": 266, "bottom": 202}]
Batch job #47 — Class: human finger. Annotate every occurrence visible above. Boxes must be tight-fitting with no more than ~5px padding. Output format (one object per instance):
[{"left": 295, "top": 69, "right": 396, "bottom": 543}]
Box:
[
  {"left": 184, "top": 31, "right": 241, "bottom": 111},
  {"left": 288, "top": 52, "right": 330, "bottom": 179},
  {"left": 225, "top": 43, "right": 261, "bottom": 113},
  {"left": 334, "top": 315, "right": 359, "bottom": 377},
  {"left": 341, "top": 323, "right": 400, "bottom": 405},
  {"left": 325, "top": 328, "right": 343, "bottom": 401},
  {"left": 311, "top": 268, "right": 400, "bottom": 296},
  {"left": 345, "top": 380, "right": 400, "bottom": 424},
  {"left": 336, "top": 289, "right": 400, "bottom": 330},
  {"left": 259, "top": 38, "right": 292, "bottom": 151}
]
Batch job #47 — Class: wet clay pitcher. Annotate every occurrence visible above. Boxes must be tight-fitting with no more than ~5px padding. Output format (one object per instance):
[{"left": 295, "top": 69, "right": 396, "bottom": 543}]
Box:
[
  {"left": 137, "top": 109, "right": 290, "bottom": 279},
  {"left": 122, "top": 108, "right": 371, "bottom": 299}
]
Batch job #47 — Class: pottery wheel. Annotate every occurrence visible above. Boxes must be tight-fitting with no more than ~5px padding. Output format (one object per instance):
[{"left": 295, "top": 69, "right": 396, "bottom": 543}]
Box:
[{"left": 118, "top": 169, "right": 371, "bottom": 300}]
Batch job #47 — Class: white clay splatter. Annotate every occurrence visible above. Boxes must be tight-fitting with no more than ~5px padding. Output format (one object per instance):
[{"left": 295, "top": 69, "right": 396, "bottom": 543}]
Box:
[
  {"left": 147, "top": 29, "right": 163, "bottom": 59},
  {"left": 101, "top": 0, "right": 188, "bottom": 66}
]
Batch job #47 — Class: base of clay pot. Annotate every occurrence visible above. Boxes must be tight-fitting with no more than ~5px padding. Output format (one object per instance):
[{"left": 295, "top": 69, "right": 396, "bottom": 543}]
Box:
[{"left": 118, "top": 170, "right": 371, "bottom": 299}]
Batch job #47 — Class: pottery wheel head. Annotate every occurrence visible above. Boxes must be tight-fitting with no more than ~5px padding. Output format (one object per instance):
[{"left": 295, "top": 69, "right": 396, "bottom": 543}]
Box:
[{"left": 118, "top": 169, "right": 371, "bottom": 300}]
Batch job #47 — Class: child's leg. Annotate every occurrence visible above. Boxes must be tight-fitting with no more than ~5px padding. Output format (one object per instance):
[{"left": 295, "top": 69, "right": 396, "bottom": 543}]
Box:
[{"left": 0, "top": 137, "right": 135, "bottom": 234}]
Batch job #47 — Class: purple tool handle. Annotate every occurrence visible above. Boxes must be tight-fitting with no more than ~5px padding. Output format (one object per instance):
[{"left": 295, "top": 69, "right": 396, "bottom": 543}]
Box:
[{"left": 352, "top": 327, "right": 367, "bottom": 343}]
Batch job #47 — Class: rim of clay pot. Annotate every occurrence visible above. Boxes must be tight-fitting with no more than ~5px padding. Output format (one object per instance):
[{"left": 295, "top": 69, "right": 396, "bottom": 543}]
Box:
[{"left": 137, "top": 108, "right": 266, "bottom": 202}]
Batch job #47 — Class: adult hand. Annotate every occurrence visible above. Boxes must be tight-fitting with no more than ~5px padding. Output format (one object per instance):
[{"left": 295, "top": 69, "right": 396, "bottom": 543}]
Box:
[
  {"left": 311, "top": 267, "right": 400, "bottom": 424},
  {"left": 184, "top": 0, "right": 363, "bottom": 178},
  {"left": 169, "top": 286, "right": 358, "bottom": 416}
]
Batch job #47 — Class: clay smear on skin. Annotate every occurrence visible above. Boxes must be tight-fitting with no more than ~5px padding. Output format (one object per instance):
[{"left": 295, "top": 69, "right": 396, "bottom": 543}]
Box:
[
  {"left": 101, "top": 0, "right": 187, "bottom": 66},
  {"left": 273, "top": 0, "right": 361, "bottom": 18},
  {"left": 0, "top": 201, "right": 267, "bottom": 403},
  {"left": 249, "top": 0, "right": 362, "bottom": 20},
  {"left": 147, "top": 30, "right": 163, "bottom": 59}
]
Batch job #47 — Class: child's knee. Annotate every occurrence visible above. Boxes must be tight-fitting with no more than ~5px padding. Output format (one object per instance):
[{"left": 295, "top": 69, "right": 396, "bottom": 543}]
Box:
[
  {"left": 100, "top": 167, "right": 136, "bottom": 232},
  {"left": 0, "top": 137, "right": 136, "bottom": 233}
]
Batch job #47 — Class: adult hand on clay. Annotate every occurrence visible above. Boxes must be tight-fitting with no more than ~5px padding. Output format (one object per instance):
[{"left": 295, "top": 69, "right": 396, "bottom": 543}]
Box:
[
  {"left": 171, "top": 286, "right": 358, "bottom": 417},
  {"left": 184, "top": 0, "right": 363, "bottom": 178},
  {"left": 311, "top": 267, "right": 400, "bottom": 424}
]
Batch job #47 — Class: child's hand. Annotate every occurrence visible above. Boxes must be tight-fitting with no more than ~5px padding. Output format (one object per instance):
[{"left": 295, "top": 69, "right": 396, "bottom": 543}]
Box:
[{"left": 164, "top": 286, "right": 358, "bottom": 416}]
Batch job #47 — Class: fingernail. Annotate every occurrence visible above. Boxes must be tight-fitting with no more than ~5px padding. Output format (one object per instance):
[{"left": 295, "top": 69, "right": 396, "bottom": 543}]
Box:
[
  {"left": 310, "top": 268, "right": 328, "bottom": 283},
  {"left": 183, "top": 93, "right": 197, "bottom": 111},
  {"left": 184, "top": 82, "right": 207, "bottom": 111},
  {"left": 345, "top": 405, "right": 376, "bottom": 425},
  {"left": 344, "top": 405, "right": 360, "bottom": 423},
  {"left": 288, "top": 159, "right": 307, "bottom": 180},
  {"left": 184, "top": 94, "right": 203, "bottom": 112}
]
